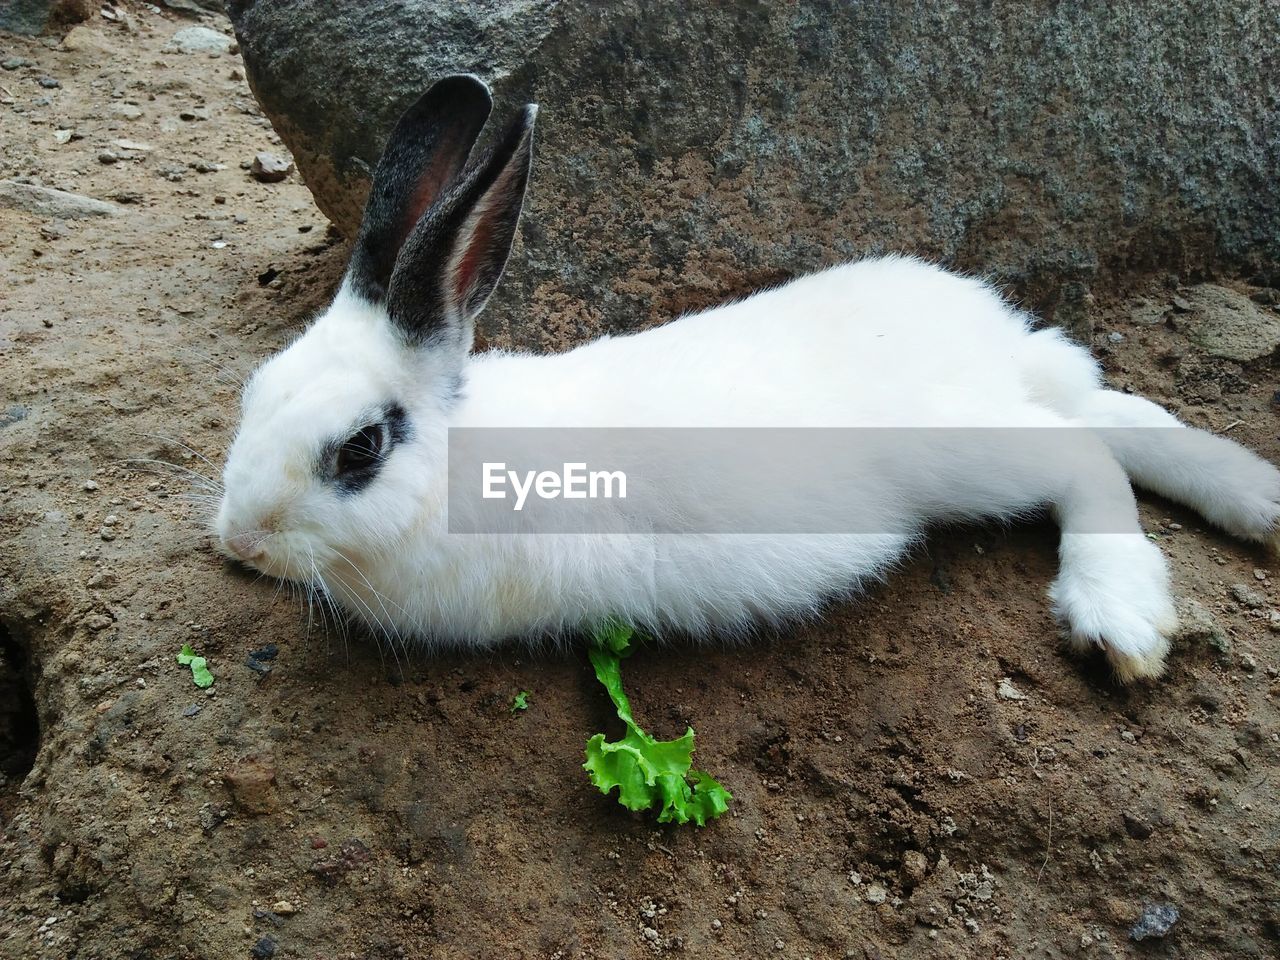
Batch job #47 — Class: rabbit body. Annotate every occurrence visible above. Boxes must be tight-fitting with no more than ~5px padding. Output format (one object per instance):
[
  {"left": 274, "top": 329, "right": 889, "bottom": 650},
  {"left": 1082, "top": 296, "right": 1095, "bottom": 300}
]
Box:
[{"left": 215, "top": 77, "right": 1280, "bottom": 682}]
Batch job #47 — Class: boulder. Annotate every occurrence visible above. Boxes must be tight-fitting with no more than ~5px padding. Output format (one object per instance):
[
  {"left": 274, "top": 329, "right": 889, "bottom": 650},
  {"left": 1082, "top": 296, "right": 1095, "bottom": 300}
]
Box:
[{"left": 227, "top": 0, "right": 1280, "bottom": 349}]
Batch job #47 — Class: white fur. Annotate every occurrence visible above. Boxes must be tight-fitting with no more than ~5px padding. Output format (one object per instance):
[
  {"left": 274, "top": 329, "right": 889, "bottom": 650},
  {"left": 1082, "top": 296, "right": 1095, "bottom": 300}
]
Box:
[{"left": 216, "top": 256, "right": 1280, "bottom": 680}]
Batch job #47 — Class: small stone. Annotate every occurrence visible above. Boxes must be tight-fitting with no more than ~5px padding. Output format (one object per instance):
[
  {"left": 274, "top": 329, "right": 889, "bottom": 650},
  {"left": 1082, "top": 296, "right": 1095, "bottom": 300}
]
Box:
[
  {"left": 165, "top": 26, "right": 233, "bottom": 55},
  {"left": 38, "top": 76, "right": 61, "bottom": 89},
  {"left": 98, "top": 151, "right": 119, "bottom": 165},
  {"left": 250, "top": 936, "right": 277, "bottom": 959},
  {"left": 99, "top": 527, "right": 115, "bottom": 541},
  {"left": 865, "top": 883, "right": 887, "bottom": 904},
  {"left": 158, "top": 165, "right": 186, "bottom": 182},
  {"left": 182, "top": 704, "right": 202, "bottom": 718},
  {"left": 1267, "top": 611, "right": 1280, "bottom": 633},
  {"left": 1129, "top": 903, "right": 1179, "bottom": 941},
  {"left": 179, "top": 106, "right": 211, "bottom": 121},
  {"left": 1174, "top": 597, "right": 1229, "bottom": 652},
  {"left": 111, "top": 139, "right": 152, "bottom": 153},
  {"left": 641, "top": 927, "right": 660, "bottom": 943},
  {"left": 1107, "top": 331, "right": 1125, "bottom": 343},
  {"left": 1119, "top": 729, "right": 1136, "bottom": 744},
  {"left": 996, "top": 678, "right": 1027, "bottom": 701},
  {"left": 190, "top": 159, "right": 225, "bottom": 173},
  {"left": 83, "top": 479, "right": 98, "bottom": 491},
  {"left": 110, "top": 103, "right": 143, "bottom": 120},
  {"left": 249, "top": 644, "right": 279, "bottom": 661},
  {"left": 1122, "top": 811, "right": 1153, "bottom": 840},
  {"left": 244, "top": 655, "right": 271, "bottom": 675},
  {"left": 250, "top": 152, "right": 293, "bottom": 183},
  {"left": 1230, "top": 584, "right": 1265, "bottom": 609},
  {"left": 270, "top": 901, "right": 296, "bottom": 916},
  {"left": 53, "top": 129, "right": 72, "bottom": 144},
  {"left": 901, "top": 850, "right": 929, "bottom": 885},
  {"left": 1254, "top": 568, "right": 1268, "bottom": 581},
  {"left": 1170, "top": 296, "right": 1193, "bottom": 313},
  {"left": 223, "top": 756, "right": 278, "bottom": 814},
  {"left": 1, "top": 58, "right": 32, "bottom": 71}
]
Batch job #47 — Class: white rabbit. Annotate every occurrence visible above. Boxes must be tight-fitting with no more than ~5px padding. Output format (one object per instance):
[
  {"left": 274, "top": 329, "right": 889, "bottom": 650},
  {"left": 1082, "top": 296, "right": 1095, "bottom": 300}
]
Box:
[{"left": 215, "top": 75, "right": 1280, "bottom": 682}]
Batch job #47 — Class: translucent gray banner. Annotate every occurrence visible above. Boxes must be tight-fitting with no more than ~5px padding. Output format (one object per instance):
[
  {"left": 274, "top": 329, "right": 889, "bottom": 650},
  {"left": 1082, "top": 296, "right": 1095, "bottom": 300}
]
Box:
[{"left": 446, "top": 428, "right": 1181, "bottom": 534}]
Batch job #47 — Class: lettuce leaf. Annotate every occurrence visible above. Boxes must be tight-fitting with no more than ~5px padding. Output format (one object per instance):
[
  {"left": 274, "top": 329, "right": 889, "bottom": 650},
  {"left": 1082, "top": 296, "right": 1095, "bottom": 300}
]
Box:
[
  {"left": 176, "top": 643, "right": 214, "bottom": 689},
  {"left": 583, "top": 621, "right": 731, "bottom": 826}
]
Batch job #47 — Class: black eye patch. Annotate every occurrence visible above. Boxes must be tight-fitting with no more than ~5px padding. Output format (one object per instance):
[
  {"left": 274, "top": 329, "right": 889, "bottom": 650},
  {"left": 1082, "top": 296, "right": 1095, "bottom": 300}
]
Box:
[{"left": 326, "top": 403, "right": 411, "bottom": 494}]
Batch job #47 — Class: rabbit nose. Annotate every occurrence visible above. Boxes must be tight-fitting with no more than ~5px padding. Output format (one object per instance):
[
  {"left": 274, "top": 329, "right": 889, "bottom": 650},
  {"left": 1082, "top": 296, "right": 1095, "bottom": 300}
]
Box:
[{"left": 226, "top": 532, "right": 266, "bottom": 562}]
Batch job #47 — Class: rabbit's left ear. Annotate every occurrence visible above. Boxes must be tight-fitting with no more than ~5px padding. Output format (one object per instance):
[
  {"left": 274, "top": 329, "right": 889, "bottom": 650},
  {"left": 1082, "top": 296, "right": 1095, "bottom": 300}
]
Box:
[
  {"left": 345, "top": 74, "right": 494, "bottom": 305},
  {"left": 385, "top": 103, "right": 537, "bottom": 348}
]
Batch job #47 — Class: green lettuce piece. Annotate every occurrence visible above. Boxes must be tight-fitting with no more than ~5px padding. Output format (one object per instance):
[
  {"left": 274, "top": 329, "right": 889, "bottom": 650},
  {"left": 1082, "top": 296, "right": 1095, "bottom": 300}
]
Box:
[
  {"left": 583, "top": 621, "right": 731, "bottom": 826},
  {"left": 176, "top": 643, "right": 214, "bottom": 689},
  {"left": 511, "top": 690, "right": 530, "bottom": 713}
]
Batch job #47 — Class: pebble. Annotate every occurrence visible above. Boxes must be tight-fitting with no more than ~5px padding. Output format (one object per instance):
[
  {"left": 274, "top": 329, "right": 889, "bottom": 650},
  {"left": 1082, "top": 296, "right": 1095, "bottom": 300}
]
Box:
[
  {"left": 182, "top": 704, "right": 202, "bottom": 718},
  {"left": 996, "top": 677, "right": 1027, "bottom": 701},
  {"left": 53, "top": 129, "right": 73, "bottom": 144},
  {"left": 249, "top": 936, "right": 276, "bottom": 959},
  {"left": 1230, "top": 584, "right": 1265, "bottom": 609},
  {"left": 1107, "top": 331, "right": 1125, "bottom": 343},
  {"left": 865, "top": 883, "right": 887, "bottom": 904},
  {"left": 98, "top": 151, "right": 120, "bottom": 165},
  {"left": 249, "top": 644, "right": 279, "bottom": 661},
  {"left": 110, "top": 103, "right": 143, "bottom": 120},
  {"left": 38, "top": 77, "right": 60, "bottom": 89},
  {"left": 99, "top": 527, "right": 115, "bottom": 541},
  {"left": 270, "top": 901, "right": 296, "bottom": 916},
  {"left": 84, "top": 479, "right": 98, "bottom": 491},
  {"left": 901, "top": 850, "right": 929, "bottom": 885},
  {"left": 223, "top": 757, "right": 278, "bottom": 814},
  {"left": 180, "top": 106, "right": 211, "bottom": 121},
  {"left": 250, "top": 152, "right": 293, "bottom": 183},
  {"left": 165, "top": 26, "right": 234, "bottom": 56},
  {"left": 1129, "top": 903, "right": 1178, "bottom": 941},
  {"left": 1122, "top": 811, "right": 1154, "bottom": 840},
  {"left": 2, "top": 57, "right": 33, "bottom": 71}
]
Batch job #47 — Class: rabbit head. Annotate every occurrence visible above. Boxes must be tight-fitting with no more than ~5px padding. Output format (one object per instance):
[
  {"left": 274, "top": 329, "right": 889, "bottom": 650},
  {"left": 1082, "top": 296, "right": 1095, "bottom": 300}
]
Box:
[{"left": 214, "top": 74, "right": 536, "bottom": 582}]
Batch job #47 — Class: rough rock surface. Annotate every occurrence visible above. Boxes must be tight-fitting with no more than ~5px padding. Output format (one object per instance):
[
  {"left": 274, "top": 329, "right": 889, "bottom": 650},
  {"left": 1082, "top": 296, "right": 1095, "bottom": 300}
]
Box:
[
  {"left": 1177, "top": 284, "right": 1280, "bottom": 363},
  {"left": 229, "top": 0, "right": 1280, "bottom": 349},
  {"left": 0, "top": 0, "right": 94, "bottom": 35}
]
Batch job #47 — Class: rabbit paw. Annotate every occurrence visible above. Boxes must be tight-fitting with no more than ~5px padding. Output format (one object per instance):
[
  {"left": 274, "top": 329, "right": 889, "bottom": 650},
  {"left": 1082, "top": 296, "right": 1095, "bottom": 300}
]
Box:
[{"left": 1049, "top": 533, "right": 1178, "bottom": 683}]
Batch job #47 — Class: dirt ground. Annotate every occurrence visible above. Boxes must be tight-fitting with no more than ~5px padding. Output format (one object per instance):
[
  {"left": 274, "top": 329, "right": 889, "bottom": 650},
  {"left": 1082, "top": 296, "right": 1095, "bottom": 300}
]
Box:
[{"left": 2, "top": 8, "right": 1279, "bottom": 960}]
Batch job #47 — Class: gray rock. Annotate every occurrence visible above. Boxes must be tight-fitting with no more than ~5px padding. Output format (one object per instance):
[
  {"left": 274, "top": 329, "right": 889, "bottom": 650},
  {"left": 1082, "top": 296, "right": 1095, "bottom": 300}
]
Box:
[
  {"left": 250, "top": 152, "right": 293, "bottom": 183},
  {"left": 1129, "top": 903, "right": 1179, "bottom": 941},
  {"left": 1230, "top": 583, "right": 1266, "bottom": 609},
  {"left": 165, "top": 26, "right": 233, "bottom": 55},
  {"left": 1176, "top": 284, "right": 1280, "bottom": 362},
  {"left": 228, "top": 0, "right": 1280, "bottom": 350},
  {"left": 1174, "top": 597, "right": 1229, "bottom": 653},
  {"left": 0, "top": 0, "right": 93, "bottom": 36},
  {"left": 0, "top": 180, "right": 119, "bottom": 219}
]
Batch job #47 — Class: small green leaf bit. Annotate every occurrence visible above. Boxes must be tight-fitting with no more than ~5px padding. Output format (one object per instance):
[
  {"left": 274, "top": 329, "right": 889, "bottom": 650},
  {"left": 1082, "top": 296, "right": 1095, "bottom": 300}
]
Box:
[
  {"left": 511, "top": 690, "right": 530, "bottom": 713},
  {"left": 583, "top": 620, "right": 732, "bottom": 826},
  {"left": 176, "top": 643, "right": 214, "bottom": 689}
]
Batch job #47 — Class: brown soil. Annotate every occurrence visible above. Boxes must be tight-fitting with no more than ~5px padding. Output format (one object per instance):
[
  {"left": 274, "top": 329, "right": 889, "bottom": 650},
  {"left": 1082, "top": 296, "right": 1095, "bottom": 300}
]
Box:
[{"left": 2, "top": 9, "right": 1279, "bottom": 960}]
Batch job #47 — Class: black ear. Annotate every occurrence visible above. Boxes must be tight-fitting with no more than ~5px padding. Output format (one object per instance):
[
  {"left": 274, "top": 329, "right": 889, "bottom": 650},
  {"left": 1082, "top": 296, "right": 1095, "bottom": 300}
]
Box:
[
  {"left": 384, "top": 103, "right": 537, "bottom": 346},
  {"left": 344, "top": 75, "right": 493, "bottom": 304}
]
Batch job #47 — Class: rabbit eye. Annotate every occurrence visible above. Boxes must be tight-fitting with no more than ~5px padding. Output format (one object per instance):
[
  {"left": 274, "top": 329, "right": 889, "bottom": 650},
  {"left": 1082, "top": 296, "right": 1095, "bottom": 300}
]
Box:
[{"left": 336, "top": 423, "right": 385, "bottom": 477}]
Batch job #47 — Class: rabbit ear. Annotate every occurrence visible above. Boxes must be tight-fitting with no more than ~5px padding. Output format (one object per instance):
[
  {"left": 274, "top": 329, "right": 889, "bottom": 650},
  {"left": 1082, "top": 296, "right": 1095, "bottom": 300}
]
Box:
[
  {"left": 384, "top": 103, "right": 537, "bottom": 347},
  {"left": 344, "top": 74, "right": 494, "bottom": 304}
]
